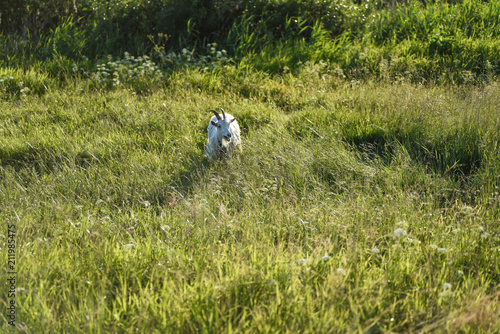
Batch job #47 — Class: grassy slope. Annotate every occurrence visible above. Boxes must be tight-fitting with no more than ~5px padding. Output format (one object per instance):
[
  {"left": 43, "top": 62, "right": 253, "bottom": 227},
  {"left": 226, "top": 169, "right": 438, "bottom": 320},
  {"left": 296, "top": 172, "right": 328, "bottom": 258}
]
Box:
[{"left": 0, "top": 64, "right": 499, "bottom": 333}]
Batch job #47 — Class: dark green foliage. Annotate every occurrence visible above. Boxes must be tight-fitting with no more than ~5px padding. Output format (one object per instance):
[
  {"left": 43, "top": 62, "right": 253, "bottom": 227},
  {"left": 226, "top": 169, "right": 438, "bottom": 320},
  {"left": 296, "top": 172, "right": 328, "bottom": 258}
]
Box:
[
  {"left": 2, "top": 0, "right": 500, "bottom": 84},
  {"left": 39, "top": 17, "right": 88, "bottom": 59},
  {"left": 0, "top": 0, "right": 77, "bottom": 37},
  {"left": 79, "top": 0, "right": 244, "bottom": 57}
]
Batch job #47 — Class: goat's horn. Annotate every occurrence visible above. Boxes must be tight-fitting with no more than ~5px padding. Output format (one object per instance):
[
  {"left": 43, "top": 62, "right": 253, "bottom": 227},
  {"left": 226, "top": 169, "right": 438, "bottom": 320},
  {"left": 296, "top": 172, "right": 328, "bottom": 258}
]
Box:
[
  {"left": 210, "top": 109, "right": 221, "bottom": 120},
  {"left": 220, "top": 108, "right": 226, "bottom": 120}
]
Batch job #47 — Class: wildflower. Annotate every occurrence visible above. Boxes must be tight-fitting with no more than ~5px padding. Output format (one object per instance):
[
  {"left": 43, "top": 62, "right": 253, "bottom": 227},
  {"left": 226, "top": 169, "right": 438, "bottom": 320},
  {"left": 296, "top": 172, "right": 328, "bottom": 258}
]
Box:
[
  {"left": 394, "top": 228, "right": 407, "bottom": 238},
  {"left": 321, "top": 256, "right": 332, "bottom": 261},
  {"left": 371, "top": 246, "right": 380, "bottom": 254},
  {"left": 462, "top": 206, "right": 474, "bottom": 216},
  {"left": 336, "top": 268, "right": 346, "bottom": 276},
  {"left": 439, "top": 282, "right": 453, "bottom": 297}
]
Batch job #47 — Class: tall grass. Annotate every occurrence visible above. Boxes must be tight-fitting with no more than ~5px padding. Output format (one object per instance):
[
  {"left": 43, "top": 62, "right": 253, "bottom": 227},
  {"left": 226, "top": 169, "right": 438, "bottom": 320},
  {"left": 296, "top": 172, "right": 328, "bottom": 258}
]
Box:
[
  {"left": 0, "top": 63, "right": 499, "bottom": 332},
  {"left": 1, "top": 0, "right": 500, "bottom": 333}
]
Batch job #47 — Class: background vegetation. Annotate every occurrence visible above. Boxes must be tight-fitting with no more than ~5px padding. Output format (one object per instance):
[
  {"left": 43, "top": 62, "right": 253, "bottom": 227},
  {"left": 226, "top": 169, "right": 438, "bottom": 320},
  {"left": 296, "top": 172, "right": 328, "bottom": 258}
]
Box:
[
  {"left": 2, "top": 0, "right": 500, "bottom": 82},
  {"left": 1, "top": 0, "right": 499, "bottom": 333}
]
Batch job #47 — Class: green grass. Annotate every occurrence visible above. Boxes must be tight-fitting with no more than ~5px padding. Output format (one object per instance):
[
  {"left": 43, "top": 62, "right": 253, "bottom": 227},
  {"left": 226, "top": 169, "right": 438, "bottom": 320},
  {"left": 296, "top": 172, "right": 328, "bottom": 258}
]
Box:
[
  {"left": 1, "top": 63, "right": 499, "bottom": 333},
  {"left": 4, "top": 0, "right": 500, "bottom": 84},
  {"left": 1, "top": 1, "right": 500, "bottom": 332}
]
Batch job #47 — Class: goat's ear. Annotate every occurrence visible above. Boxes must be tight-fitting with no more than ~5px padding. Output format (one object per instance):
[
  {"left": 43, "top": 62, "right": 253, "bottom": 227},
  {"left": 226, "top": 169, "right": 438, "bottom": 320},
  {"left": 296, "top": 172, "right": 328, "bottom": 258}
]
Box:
[
  {"left": 230, "top": 118, "right": 237, "bottom": 123},
  {"left": 211, "top": 120, "right": 217, "bottom": 126}
]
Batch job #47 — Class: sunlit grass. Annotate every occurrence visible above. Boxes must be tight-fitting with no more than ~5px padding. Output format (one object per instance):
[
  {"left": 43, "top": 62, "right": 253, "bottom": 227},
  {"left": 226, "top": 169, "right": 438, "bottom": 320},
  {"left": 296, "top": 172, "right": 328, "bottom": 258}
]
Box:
[
  {"left": 0, "top": 64, "right": 498, "bottom": 333},
  {"left": 1, "top": 1, "right": 500, "bottom": 332}
]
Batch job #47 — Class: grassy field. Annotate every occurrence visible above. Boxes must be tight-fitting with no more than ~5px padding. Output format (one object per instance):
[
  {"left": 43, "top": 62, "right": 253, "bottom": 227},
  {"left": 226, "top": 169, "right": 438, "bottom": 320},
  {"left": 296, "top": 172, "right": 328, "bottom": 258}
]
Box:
[
  {"left": 1, "top": 64, "right": 499, "bottom": 333},
  {"left": 1, "top": 0, "right": 500, "bottom": 333}
]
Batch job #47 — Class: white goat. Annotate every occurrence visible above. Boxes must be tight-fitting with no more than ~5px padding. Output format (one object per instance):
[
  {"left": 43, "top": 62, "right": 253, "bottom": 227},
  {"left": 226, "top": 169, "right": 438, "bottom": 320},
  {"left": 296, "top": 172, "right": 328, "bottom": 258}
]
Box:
[{"left": 206, "top": 108, "right": 241, "bottom": 159}]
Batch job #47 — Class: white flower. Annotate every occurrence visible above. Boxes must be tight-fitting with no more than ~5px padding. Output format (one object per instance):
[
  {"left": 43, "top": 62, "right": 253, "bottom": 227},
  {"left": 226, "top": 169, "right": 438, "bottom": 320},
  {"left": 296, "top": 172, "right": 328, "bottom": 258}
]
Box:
[
  {"left": 321, "top": 256, "right": 332, "bottom": 261},
  {"left": 462, "top": 206, "right": 474, "bottom": 216},
  {"left": 394, "top": 228, "right": 407, "bottom": 238},
  {"left": 371, "top": 247, "right": 380, "bottom": 254},
  {"left": 336, "top": 268, "right": 346, "bottom": 276},
  {"left": 439, "top": 282, "right": 453, "bottom": 297}
]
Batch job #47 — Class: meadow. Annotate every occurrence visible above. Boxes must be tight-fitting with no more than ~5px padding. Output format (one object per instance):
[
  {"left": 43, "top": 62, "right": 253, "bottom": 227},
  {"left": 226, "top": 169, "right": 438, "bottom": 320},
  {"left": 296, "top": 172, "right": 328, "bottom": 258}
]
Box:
[{"left": 1, "top": 0, "right": 500, "bottom": 333}]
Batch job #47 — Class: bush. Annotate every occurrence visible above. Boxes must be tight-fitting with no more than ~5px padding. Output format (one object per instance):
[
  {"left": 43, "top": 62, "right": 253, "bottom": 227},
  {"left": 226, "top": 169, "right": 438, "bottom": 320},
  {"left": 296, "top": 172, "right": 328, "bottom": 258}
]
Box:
[
  {"left": 80, "top": 0, "right": 243, "bottom": 57},
  {"left": 241, "top": 0, "right": 375, "bottom": 39},
  {"left": 90, "top": 52, "right": 164, "bottom": 92}
]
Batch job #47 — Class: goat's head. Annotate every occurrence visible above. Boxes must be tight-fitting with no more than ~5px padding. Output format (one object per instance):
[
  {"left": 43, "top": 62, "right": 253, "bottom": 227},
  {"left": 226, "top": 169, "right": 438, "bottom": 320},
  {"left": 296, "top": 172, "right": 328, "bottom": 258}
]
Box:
[{"left": 210, "top": 108, "right": 237, "bottom": 142}]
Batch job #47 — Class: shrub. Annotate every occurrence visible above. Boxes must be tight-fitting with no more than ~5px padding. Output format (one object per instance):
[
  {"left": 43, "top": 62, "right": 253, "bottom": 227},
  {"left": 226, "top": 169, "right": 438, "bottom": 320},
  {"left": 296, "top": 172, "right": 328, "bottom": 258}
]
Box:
[{"left": 90, "top": 52, "right": 164, "bottom": 92}]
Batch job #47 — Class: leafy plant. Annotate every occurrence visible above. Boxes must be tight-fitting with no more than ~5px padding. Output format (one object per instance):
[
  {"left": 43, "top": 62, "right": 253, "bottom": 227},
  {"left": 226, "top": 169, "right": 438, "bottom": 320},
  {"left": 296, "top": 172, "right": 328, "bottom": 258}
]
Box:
[
  {"left": 40, "top": 16, "right": 87, "bottom": 59},
  {"left": 91, "top": 52, "right": 164, "bottom": 92}
]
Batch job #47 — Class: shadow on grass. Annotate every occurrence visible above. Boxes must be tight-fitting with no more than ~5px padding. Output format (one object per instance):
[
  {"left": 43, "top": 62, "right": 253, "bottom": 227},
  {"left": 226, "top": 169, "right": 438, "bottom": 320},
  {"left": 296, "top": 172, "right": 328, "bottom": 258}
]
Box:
[
  {"left": 285, "top": 109, "right": 484, "bottom": 180},
  {"left": 343, "top": 125, "right": 484, "bottom": 206},
  {"left": 145, "top": 150, "right": 214, "bottom": 209},
  {"left": 0, "top": 145, "right": 64, "bottom": 174},
  {"left": 345, "top": 124, "right": 484, "bottom": 180},
  {"left": 0, "top": 144, "right": 112, "bottom": 175}
]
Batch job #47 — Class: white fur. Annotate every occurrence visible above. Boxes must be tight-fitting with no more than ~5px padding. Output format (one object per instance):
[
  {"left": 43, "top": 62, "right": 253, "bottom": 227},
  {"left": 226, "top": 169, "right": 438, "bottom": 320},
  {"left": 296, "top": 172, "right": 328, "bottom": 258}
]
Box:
[{"left": 206, "top": 110, "right": 241, "bottom": 159}]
